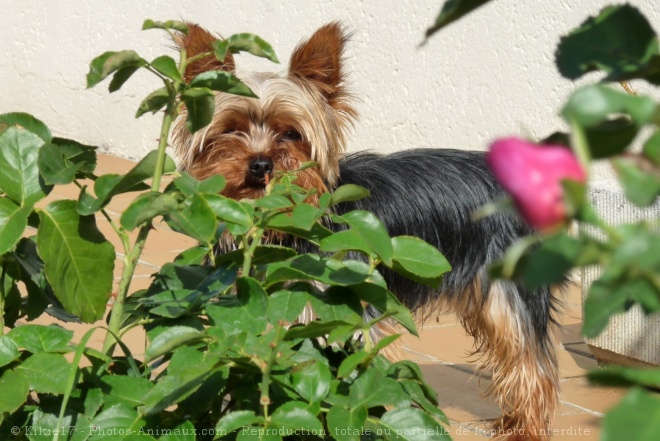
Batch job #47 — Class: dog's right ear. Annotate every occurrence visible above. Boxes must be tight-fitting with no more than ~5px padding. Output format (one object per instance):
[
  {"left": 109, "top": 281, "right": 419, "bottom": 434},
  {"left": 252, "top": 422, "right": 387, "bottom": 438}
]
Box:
[{"left": 175, "top": 23, "right": 235, "bottom": 82}]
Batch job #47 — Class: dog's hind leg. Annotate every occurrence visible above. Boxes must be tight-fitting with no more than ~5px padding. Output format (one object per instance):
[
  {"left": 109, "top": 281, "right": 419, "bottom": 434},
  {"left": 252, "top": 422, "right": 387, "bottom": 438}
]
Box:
[{"left": 455, "top": 279, "right": 559, "bottom": 441}]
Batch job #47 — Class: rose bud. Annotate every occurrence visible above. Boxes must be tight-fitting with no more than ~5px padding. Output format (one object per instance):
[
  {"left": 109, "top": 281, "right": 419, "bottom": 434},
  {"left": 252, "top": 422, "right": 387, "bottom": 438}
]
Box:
[{"left": 486, "top": 137, "right": 587, "bottom": 231}]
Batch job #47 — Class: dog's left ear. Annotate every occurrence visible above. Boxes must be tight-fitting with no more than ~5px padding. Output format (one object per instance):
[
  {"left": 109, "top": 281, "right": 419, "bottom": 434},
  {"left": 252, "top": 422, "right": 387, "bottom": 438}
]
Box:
[
  {"left": 289, "top": 22, "right": 348, "bottom": 101},
  {"left": 175, "top": 23, "right": 236, "bottom": 83}
]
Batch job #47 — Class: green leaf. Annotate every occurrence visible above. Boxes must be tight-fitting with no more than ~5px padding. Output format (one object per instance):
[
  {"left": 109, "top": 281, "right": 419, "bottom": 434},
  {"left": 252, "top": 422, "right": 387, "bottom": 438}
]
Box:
[
  {"left": 0, "top": 112, "right": 51, "bottom": 142},
  {"left": 582, "top": 279, "right": 632, "bottom": 338},
  {"left": 174, "top": 172, "right": 226, "bottom": 196},
  {"left": 320, "top": 229, "right": 376, "bottom": 258},
  {"left": 350, "top": 368, "right": 408, "bottom": 409},
  {"left": 159, "top": 421, "right": 197, "bottom": 441},
  {"left": 213, "top": 33, "right": 279, "bottom": 63},
  {"left": 78, "top": 150, "right": 176, "bottom": 215},
  {"left": 351, "top": 282, "right": 417, "bottom": 336},
  {"left": 589, "top": 365, "right": 660, "bottom": 388},
  {"left": 337, "top": 351, "right": 369, "bottom": 378},
  {"left": 643, "top": 130, "right": 660, "bottom": 166},
  {"left": 330, "top": 184, "right": 370, "bottom": 205},
  {"left": 215, "top": 411, "right": 264, "bottom": 438},
  {"left": 99, "top": 376, "right": 155, "bottom": 407},
  {"left": 120, "top": 191, "right": 179, "bottom": 230},
  {"left": 142, "top": 19, "right": 189, "bottom": 34},
  {"left": 556, "top": 5, "right": 660, "bottom": 84},
  {"left": 145, "top": 326, "right": 204, "bottom": 362},
  {"left": 268, "top": 287, "right": 309, "bottom": 324},
  {"left": 400, "top": 380, "right": 448, "bottom": 425},
  {"left": 136, "top": 87, "right": 171, "bottom": 117},
  {"left": 109, "top": 65, "right": 141, "bottom": 93},
  {"left": 87, "top": 50, "right": 147, "bottom": 89},
  {"left": 561, "top": 84, "right": 656, "bottom": 129},
  {"left": 182, "top": 87, "right": 216, "bottom": 133},
  {"left": 0, "top": 126, "right": 51, "bottom": 206},
  {"left": 165, "top": 193, "right": 217, "bottom": 243},
  {"left": 37, "top": 200, "right": 115, "bottom": 322},
  {"left": 216, "top": 245, "right": 298, "bottom": 267},
  {"left": 0, "top": 335, "right": 20, "bottom": 367},
  {"left": 190, "top": 71, "right": 258, "bottom": 98},
  {"left": 602, "top": 388, "right": 660, "bottom": 441},
  {"left": 203, "top": 193, "right": 252, "bottom": 232},
  {"left": 337, "top": 211, "right": 393, "bottom": 266},
  {"left": 151, "top": 55, "right": 183, "bottom": 81},
  {"left": 292, "top": 203, "right": 323, "bottom": 230},
  {"left": 284, "top": 320, "right": 355, "bottom": 340},
  {"left": 38, "top": 138, "right": 97, "bottom": 184},
  {"left": 266, "top": 255, "right": 371, "bottom": 286},
  {"left": 270, "top": 401, "right": 324, "bottom": 432},
  {"left": 612, "top": 158, "right": 660, "bottom": 206},
  {"left": 90, "top": 404, "right": 146, "bottom": 439},
  {"left": 327, "top": 406, "right": 368, "bottom": 441},
  {"left": 292, "top": 359, "right": 331, "bottom": 403},
  {"left": 0, "top": 369, "right": 29, "bottom": 413},
  {"left": 0, "top": 197, "right": 30, "bottom": 254},
  {"left": 8, "top": 324, "right": 73, "bottom": 353},
  {"left": 206, "top": 277, "right": 269, "bottom": 334},
  {"left": 308, "top": 286, "right": 363, "bottom": 324},
  {"left": 390, "top": 236, "right": 450, "bottom": 287},
  {"left": 425, "top": 0, "right": 492, "bottom": 39},
  {"left": 583, "top": 117, "right": 640, "bottom": 159},
  {"left": 174, "top": 245, "right": 210, "bottom": 265},
  {"left": 254, "top": 194, "right": 294, "bottom": 209},
  {"left": 375, "top": 407, "right": 450, "bottom": 441},
  {"left": 16, "top": 352, "right": 71, "bottom": 394},
  {"left": 521, "top": 232, "right": 583, "bottom": 288}
]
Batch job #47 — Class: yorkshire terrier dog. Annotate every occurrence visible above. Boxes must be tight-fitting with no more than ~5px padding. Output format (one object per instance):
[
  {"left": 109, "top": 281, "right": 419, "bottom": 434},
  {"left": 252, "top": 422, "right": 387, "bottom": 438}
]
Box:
[{"left": 172, "top": 23, "right": 560, "bottom": 441}]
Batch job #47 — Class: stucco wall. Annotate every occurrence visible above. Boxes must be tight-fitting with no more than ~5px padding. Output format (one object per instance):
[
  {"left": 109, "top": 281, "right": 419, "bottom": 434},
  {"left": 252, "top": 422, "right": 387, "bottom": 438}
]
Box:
[{"left": 1, "top": 0, "right": 659, "bottom": 175}]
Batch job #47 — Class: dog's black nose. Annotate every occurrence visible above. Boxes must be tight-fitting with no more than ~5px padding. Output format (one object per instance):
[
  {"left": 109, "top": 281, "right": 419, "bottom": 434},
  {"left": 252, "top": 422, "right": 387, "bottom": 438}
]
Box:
[{"left": 248, "top": 157, "right": 274, "bottom": 179}]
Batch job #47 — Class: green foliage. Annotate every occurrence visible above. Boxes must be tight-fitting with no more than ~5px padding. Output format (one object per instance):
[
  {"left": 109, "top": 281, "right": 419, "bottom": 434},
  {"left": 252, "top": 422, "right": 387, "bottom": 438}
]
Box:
[
  {"left": 0, "top": 20, "right": 452, "bottom": 441},
  {"left": 430, "top": 2, "right": 660, "bottom": 439}
]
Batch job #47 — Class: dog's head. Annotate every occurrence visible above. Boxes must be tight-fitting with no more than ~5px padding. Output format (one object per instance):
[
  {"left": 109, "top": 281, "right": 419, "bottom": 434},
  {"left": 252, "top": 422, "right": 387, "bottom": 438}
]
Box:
[{"left": 172, "top": 23, "right": 357, "bottom": 200}]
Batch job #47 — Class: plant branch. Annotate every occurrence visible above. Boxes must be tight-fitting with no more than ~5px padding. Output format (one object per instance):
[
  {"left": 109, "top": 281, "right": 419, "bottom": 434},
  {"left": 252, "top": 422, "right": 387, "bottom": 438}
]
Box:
[{"left": 259, "top": 324, "right": 284, "bottom": 420}]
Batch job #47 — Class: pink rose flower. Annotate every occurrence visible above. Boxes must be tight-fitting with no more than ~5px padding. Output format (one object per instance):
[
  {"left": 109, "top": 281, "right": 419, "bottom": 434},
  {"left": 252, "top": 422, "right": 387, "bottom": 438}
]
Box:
[{"left": 486, "top": 137, "right": 586, "bottom": 231}]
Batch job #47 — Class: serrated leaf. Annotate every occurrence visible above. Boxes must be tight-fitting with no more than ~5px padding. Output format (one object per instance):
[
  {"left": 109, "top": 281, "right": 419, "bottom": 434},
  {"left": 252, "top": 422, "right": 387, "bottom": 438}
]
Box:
[
  {"left": 0, "top": 370, "right": 28, "bottom": 413},
  {"left": 164, "top": 193, "right": 217, "bottom": 244},
  {"left": 308, "top": 286, "right": 363, "bottom": 324},
  {"left": 145, "top": 326, "right": 204, "bottom": 362},
  {"left": 214, "top": 33, "right": 279, "bottom": 63},
  {"left": 38, "top": 138, "right": 97, "bottom": 184},
  {"left": 556, "top": 4, "right": 660, "bottom": 85},
  {"left": 0, "top": 198, "right": 30, "bottom": 254},
  {"left": 0, "top": 112, "right": 51, "bottom": 142},
  {"left": 253, "top": 194, "right": 293, "bottom": 209},
  {"left": 0, "top": 335, "right": 20, "bottom": 367},
  {"left": 120, "top": 191, "right": 179, "bottom": 230},
  {"left": 349, "top": 368, "right": 408, "bottom": 409},
  {"left": 327, "top": 406, "right": 368, "bottom": 441},
  {"left": 190, "top": 70, "right": 258, "bottom": 97},
  {"left": 320, "top": 229, "right": 375, "bottom": 258},
  {"left": 292, "top": 359, "right": 331, "bottom": 403},
  {"left": 266, "top": 255, "right": 370, "bottom": 286},
  {"left": 8, "top": 324, "right": 73, "bottom": 353},
  {"left": 425, "top": 0, "right": 492, "bottom": 39},
  {"left": 612, "top": 158, "right": 660, "bottom": 206},
  {"left": 142, "top": 19, "right": 189, "bottom": 34},
  {"left": 351, "top": 282, "right": 417, "bottom": 336},
  {"left": 0, "top": 126, "right": 51, "bottom": 206},
  {"left": 203, "top": 193, "right": 252, "bottom": 231},
  {"left": 375, "top": 407, "right": 450, "bottom": 441},
  {"left": 270, "top": 401, "right": 324, "bottom": 432},
  {"left": 91, "top": 404, "right": 146, "bottom": 438},
  {"left": 78, "top": 150, "right": 176, "bottom": 215},
  {"left": 136, "top": 87, "right": 171, "bottom": 117},
  {"left": 268, "top": 287, "right": 310, "bottom": 324},
  {"left": 284, "top": 320, "right": 354, "bottom": 340},
  {"left": 215, "top": 411, "right": 264, "bottom": 438},
  {"left": 151, "top": 55, "right": 183, "bottom": 81},
  {"left": 99, "top": 376, "right": 155, "bottom": 407},
  {"left": 337, "top": 350, "right": 369, "bottom": 378},
  {"left": 602, "top": 388, "right": 660, "bottom": 441},
  {"left": 182, "top": 87, "right": 216, "bottom": 133},
  {"left": 561, "top": 84, "right": 655, "bottom": 129},
  {"left": 206, "top": 277, "right": 269, "bottom": 334},
  {"left": 37, "top": 200, "right": 115, "bottom": 322},
  {"left": 216, "top": 245, "right": 297, "bottom": 267},
  {"left": 109, "top": 65, "right": 140, "bottom": 93},
  {"left": 338, "top": 210, "right": 393, "bottom": 265},
  {"left": 16, "top": 352, "right": 71, "bottom": 394},
  {"left": 87, "top": 50, "right": 147, "bottom": 89},
  {"left": 390, "top": 236, "right": 450, "bottom": 287}
]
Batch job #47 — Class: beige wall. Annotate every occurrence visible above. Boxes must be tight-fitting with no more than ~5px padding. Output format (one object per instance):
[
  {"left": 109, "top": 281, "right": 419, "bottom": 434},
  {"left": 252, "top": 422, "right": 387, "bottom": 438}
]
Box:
[{"left": 1, "top": 0, "right": 659, "bottom": 182}]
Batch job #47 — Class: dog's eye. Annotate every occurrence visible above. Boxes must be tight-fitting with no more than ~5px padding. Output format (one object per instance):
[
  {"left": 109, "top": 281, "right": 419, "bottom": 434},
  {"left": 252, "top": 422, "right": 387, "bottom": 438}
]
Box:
[{"left": 280, "top": 130, "right": 302, "bottom": 142}]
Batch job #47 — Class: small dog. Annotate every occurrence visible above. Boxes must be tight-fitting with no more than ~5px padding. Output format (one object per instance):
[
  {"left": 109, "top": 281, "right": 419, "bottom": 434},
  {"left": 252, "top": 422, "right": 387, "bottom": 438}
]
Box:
[{"left": 172, "top": 23, "right": 560, "bottom": 441}]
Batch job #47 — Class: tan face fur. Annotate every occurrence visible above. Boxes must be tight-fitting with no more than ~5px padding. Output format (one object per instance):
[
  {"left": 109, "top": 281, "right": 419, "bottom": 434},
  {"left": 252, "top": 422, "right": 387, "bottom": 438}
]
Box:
[{"left": 172, "top": 23, "right": 357, "bottom": 201}]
